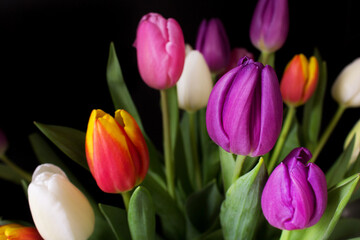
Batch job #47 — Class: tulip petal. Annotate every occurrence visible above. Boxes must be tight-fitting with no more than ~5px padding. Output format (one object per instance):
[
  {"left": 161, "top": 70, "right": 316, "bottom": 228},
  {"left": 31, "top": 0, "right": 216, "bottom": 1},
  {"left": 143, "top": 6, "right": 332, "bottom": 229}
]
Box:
[
  {"left": 261, "top": 163, "right": 293, "bottom": 230},
  {"left": 252, "top": 65, "right": 283, "bottom": 156},
  {"left": 136, "top": 21, "right": 170, "bottom": 89},
  {"left": 306, "top": 163, "right": 327, "bottom": 227},
  {"left": 115, "top": 110, "right": 149, "bottom": 183},
  {"left": 303, "top": 56, "right": 319, "bottom": 103},
  {"left": 206, "top": 67, "right": 241, "bottom": 151},
  {"left": 222, "top": 63, "right": 262, "bottom": 155},
  {"left": 92, "top": 116, "right": 137, "bottom": 192},
  {"left": 284, "top": 162, "right": 315, "bottom": 230},
  {"left": 28, "top": 168, "right": 94, "bottom": 240}
]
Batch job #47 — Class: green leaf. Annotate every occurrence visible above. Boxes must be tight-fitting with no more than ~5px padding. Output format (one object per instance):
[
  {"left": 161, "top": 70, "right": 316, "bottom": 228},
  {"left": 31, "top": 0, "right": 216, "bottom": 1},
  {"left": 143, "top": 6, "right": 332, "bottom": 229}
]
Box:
[
  {"left": 0, "top": 164, "right": 23, "bottom": 184},
  {"left": 99, "top": 203, "right": 131, "bottom": 240},
  {"left": 202, "top": 229, "right": 224, "bottom": 240},
  {"left": 302, "top": 49, "right": 327, "bottom": 152},
  {"left": 288, "top": 174, "right": 360, "bottom": 240},
  {"left": 142, "top": 173, "right": 185, "bottom": 240},
  {"left": 185, "top": 180, "right": 224, "bottom": 232},
  {"left": 219, "top": 147, "right": 235, "bottom": 193},
  {"left": 326, "top": 135, "right": 355, "bottom": 188},
  {"left": 106, "top": 42, "right": 143, "bottom": 131},
  {"left": 128, "top": 187, "right": 156, "bottom": 240},
  {"left": 220, "top": 158, "right": 267, "bottom": 240},
  {"left": 34, "top": 122, "right": 88, "bottom": 170}
]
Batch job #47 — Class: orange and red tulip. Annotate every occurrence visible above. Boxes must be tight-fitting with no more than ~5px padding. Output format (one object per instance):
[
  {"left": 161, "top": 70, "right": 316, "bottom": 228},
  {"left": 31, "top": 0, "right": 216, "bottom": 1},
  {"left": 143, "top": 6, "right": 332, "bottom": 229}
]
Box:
[
  {"left": 0, "top": 224, "right": 43, "bottom": 240},
  {"left": 280, "top": 54, "right": 319, "bottom": 106},
  {"left": 85, "top": 109, "right": 149, "bottom": 193}
]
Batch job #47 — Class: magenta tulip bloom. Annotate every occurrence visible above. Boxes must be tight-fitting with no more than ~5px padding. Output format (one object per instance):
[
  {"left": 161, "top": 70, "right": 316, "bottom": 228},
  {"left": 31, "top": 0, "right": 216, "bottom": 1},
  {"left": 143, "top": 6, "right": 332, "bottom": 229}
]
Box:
[
  {"left": 261, "top": 147, "right": 327, "bottom": 230},
  {"left": 134, "top": 12, "right": 185, "bottom": 90},
  {"left": 206, "top": 57, "right": 283, "bottom": 157},
  {"left": 250, "top": 0, "right": 289, "bottom": 53},
  {"left": 195, "top": 18, "right": 231, "bottom": 73}
]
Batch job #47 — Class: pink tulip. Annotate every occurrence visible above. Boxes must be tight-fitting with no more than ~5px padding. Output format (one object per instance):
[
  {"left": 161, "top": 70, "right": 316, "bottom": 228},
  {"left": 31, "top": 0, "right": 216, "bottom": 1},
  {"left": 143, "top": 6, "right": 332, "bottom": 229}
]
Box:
[{"left": 134, "top": 12, "right": 185, "bottom": 90}]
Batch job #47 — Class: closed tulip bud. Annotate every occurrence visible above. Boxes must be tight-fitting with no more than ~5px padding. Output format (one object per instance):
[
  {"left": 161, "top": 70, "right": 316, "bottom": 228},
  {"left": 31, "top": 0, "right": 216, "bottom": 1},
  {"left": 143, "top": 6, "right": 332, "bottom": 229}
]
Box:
[
  {"left": 0, "top": 129, "right": 8, "bottom": 156},
  {"left": 332, "top": 58, "right": 360, "bottom": 107},
  {"left": 177, "top": 50, "right": 213, "bottom": 112},
  {"left": 0, "top": 224, "right": 43, "bottom": 240},
  {"left": 28, "top": 164, "right": 95, "bottom": 240},
  {"left": 86, "top": 109, "right": 149, "bottom": 193},
  {"left": 195, "top": 18, "right": 231, "bottom": 73},
  {"left": 344, "top": 119, "right": 360, "bottom": 165},
  {"left": 250, "top": 0, "right": 289, "bottom": 53},
  {"left": 206, "top": 57, "right": 283, "bottom": 156},
  {"left": 134, "top": 12, "right": 185, "bottom": 90},
  {"left": 280, "top": 54, "right": 319, "bottom": 106},
  {"left": 262, "top": 147, "right": 327, "bottom": 230},
  {"left": 222, "top": 48, "right": 254, "bottom": 74}
]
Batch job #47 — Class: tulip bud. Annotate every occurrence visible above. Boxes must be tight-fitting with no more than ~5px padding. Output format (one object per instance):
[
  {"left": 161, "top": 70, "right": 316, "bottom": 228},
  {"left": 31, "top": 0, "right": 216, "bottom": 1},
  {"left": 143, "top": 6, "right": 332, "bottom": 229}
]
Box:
[
  {"left": 206, "top": 57, "right": 283, "bottom": 157},
  {"left": 28, "top": 164, "right": 95, "bottom": 240},
  {"left": 85, "top": 109, "right": 149, "bottom": 193},
  {"left": 331, "top": 58, "right": 360, "bottom": 107},
  {"left": 134, "top": 12, "right": 185, "bottom": 90},
  {"left": 195, "top": 18, "right": 231, "bottom": 73},
  {"left": 280, "top": 54, "right": 319, "bottom": 106},
  {"left": 177, "top": 50, "right": 213, "bottom": 112},
  {"left": 344, "top": 119, "right": 360, "bottom": 165},
  {"left": 250, "top": 0, "right": 289, "bottom": 53},
  {"left": 261, "top": 147, "right": 327, "bottom": 230},
  {"left": 0, "top": 224, "right": 43, "bottom": 240},
  {"left": 0, "top": 129, "right": 8, "bottom": 156}
]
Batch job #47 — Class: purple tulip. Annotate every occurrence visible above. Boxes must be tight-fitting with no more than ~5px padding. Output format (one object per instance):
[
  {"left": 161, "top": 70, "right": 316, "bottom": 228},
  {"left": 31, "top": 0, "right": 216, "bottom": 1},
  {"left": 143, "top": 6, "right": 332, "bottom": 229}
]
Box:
[
  {"left": 195, "top": 18, "right": 231, "bottom": 73},
  {"left": 134, "top": 13, "right": 185, "bottom": 90},
  {"left": 206, "top": 57, "right": 282, "bottom": 157},
  {"left": 261, "top": 147, "right": 327, "bottom": 230},
  {"left": 250, "top": 0, "right": 289, "bottom": 53}
]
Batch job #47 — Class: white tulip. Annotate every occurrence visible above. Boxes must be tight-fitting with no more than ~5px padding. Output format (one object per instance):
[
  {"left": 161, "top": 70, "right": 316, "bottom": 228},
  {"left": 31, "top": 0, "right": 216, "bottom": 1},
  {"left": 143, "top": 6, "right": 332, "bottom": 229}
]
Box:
[
  {"left": 28, "top": 164, "right": 95, "bottom": 240},
  {"left": 331, "top": 58, "right": 360, "bottom": 107},
  {"left": 344, "top": 119, "right": 360, "bottom": 165},
  {"left": 177, "top": 50, "right": 213, "bottom": 112}
]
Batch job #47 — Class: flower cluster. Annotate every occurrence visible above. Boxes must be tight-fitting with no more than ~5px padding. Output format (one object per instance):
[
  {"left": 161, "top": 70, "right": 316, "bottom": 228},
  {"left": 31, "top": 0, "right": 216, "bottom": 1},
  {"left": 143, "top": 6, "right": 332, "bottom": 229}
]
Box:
[{"left": 1, "top": 0, "right": 360, "bottom": 239}]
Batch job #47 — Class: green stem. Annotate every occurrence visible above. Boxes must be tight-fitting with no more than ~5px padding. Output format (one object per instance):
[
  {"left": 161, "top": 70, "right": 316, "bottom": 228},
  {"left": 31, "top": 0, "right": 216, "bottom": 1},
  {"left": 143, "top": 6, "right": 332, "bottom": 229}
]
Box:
[
  {"left": 268, "top": 106, "right": 296, "bottom": 174},
  {"left": 188, "top": 111, "right": 202, "bottom": 190},
  {"left": 259, "top": 51, "right": 275, "bottom": 67},
  {"left": 121, "top": 191, "right": 131, "bottom": 211},
  {"left": 280, "top": 230, "right": 291, "bottom": 240},
  {"left": 232, "top": 155, "right": 247, "bottom": 183},
  {"left": 310, "top": 105, "right": 346, "bottom": 163},
  {"left": 0, "top": 155, "right": 32, "bottom": 182},
  {"left": 160, "top": 90, "right": 176, "bottom": 198}
]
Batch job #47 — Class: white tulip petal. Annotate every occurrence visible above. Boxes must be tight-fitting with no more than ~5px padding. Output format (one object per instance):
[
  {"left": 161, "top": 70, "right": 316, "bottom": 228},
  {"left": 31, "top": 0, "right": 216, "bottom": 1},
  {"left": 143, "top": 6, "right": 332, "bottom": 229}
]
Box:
[{"left": 177, "top": 50, "right": 213, "bottom": 111}]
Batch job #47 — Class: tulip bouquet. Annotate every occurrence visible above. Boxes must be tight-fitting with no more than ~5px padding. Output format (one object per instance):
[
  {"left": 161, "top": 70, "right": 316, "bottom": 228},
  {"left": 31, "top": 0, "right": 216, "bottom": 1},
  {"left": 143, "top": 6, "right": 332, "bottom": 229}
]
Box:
[{"left": 1, "top": 0, "right": 360, "bottom": 239}]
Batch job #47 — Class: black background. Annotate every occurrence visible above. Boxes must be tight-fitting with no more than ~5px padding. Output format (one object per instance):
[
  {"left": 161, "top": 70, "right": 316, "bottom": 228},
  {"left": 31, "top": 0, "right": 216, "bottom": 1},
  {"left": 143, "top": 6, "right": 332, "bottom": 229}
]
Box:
[{"left": 1, "top": 0, "right": 360, "bottom": 224}]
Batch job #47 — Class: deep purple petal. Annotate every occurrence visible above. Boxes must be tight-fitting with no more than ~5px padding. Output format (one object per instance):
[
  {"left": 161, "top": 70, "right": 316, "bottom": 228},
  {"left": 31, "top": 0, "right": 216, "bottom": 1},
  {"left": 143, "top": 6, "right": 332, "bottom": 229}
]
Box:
[
  {"left": 306, "top": 163, "right": 327, "bottom": 227},
  {"left": 206, "top": 67, "right": 241, "bottom": 151},
  {"left": 262, "top": 163, "right": 293, "bottom": 230},
  {"left": 283, "top": 147, "right": 312, "bottom": 169},
  {"left": 222, "top": 64, "right": 262, "bottom": 155},
  {"left": 284, "top": 161, "right": 314, "bottom": 230},
  {"left": 251, "top": 65, "right": 283, "bottom": 156}
]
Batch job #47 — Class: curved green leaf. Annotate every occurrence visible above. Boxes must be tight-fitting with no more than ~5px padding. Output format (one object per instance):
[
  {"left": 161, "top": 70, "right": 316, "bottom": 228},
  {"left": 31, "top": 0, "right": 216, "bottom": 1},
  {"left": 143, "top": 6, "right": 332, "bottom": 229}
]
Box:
[
  {"left": 128, "top": 187, "right": 155, "bottom": 240},
  {"left": 220, "top": 158, "right": 267, "bottom": 240}
]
